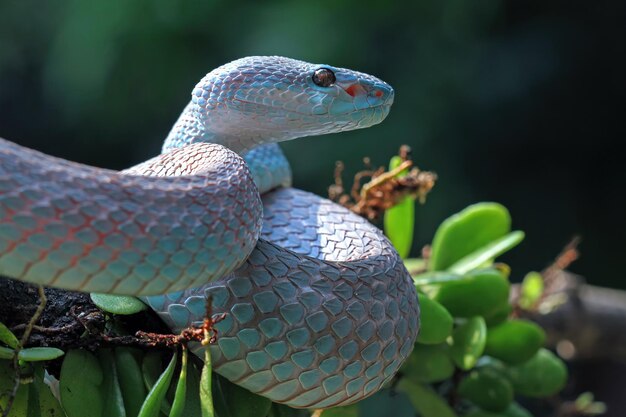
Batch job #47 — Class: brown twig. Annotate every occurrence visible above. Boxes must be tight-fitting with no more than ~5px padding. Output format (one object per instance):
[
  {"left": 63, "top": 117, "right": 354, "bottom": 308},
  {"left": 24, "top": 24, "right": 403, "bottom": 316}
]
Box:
[
  {"left": 329, "top": 145, "right": 437, "bottom": 220},
  {"left": 511, "top": 236, "right": 581, "bottom": 317}
]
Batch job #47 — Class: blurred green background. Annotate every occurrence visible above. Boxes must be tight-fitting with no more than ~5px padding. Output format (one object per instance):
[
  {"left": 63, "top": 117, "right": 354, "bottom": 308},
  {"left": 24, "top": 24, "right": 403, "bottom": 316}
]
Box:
[{"left": 0, "top": 0, "right": 623, "bottom": 288}]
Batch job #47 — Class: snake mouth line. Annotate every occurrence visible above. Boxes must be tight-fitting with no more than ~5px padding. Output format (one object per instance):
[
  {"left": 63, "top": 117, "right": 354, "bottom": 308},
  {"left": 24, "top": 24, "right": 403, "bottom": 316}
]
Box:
[{"left": 232, "top": 98, "right": 391, "bottom": 117}]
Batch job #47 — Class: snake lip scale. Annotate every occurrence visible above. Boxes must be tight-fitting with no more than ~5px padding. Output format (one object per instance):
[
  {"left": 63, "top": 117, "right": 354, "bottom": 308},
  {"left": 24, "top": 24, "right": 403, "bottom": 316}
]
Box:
[{"left": 0, "top": 56, "right": 419, "bottom": 409}]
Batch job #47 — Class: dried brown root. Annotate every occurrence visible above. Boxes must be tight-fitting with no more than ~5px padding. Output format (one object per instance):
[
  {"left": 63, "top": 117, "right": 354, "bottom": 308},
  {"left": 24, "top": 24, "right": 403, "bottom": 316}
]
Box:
[
  {"left": 329, "top": 145, "right": 437, "bottom": 220},
  {"left": 7, "top": 293, "right": 223, "bottom": 351}
]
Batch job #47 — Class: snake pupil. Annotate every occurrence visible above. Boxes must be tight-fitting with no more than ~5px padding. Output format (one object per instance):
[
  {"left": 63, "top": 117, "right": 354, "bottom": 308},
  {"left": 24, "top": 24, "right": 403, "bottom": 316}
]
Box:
[{"left": 312, "top": 68, "right": 336, "bottom": 87}]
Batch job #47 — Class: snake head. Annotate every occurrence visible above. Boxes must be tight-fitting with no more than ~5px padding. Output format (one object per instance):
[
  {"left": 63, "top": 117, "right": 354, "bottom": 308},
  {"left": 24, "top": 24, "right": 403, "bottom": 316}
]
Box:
[{"left": 191, "top": 56, "right": 394, "bottom": 149}]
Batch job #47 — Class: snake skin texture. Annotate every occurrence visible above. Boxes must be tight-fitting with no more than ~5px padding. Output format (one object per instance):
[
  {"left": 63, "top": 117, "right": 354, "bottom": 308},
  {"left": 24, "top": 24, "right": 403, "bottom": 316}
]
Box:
[
  {"left": 0, "top": 140, "right": 260, "bottom": 294},
  {"left": 0, "top": 56, "right": 420, "bottom": 409}
]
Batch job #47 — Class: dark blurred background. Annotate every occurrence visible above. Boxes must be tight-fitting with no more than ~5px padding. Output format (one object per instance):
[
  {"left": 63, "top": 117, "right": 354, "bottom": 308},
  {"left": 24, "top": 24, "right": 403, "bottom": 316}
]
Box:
[{"left": 0, "top": 0, "right": 624, "bottom": 288}]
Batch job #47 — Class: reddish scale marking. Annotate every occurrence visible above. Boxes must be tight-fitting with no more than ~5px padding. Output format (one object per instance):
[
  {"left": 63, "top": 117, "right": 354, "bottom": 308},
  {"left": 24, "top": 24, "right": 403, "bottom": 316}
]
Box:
[
  {"left": 344, "top": 84, "right": 384, "bottom": 99},
  {"left": 343, "top": 84, "right": 365, "bottom": 97}
]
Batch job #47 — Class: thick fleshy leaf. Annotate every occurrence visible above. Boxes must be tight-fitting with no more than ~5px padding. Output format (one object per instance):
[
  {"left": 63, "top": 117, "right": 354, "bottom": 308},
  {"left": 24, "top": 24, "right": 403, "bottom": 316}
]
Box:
[
  {"left": 33, "top": 364, "right": 66, "bottom": 417},
  {"left": 404, "top": 258, "right": 426, "bottom": 276},
  {"left": 447, "top": 231, "right": 524, "bottom": 274},
  {"left": 508, "top": 348, "right": 568, "bottom": 397},
  {"left": 138, "top": 351, "right": 178, "bottom": 417},
  {"left": 449, "top": 317, "right": 487, "bottom": 370},
  {"left": 141, "top": 351, "right": 172, "bottom": 415},
  {"left": 415, "top": 295, "right": 453, "bottom": 344},
  {"left": 18, "top": 347, "right": 65, "bottom": 362},
  {"left": 430, "top": 203, "right": 511, "bottom": 271},
  {"left": 484, "top": 303, "right": 512, "bottom": 327},
  {"left": 384, "top": 197, "right": 414, "bottom": 259},
  {"left": 90, "top": 293, "right": 147, "bottom": 315},
  {"left": 212, "top": 373, "right": 271, "bottom": 417},
  {"left": 401, "top": 343, "right": 455, "bottom": 383},
  {"left": 519, "top": 272, "right": 544, "bottom": 309},
  {"left": 169, "top": 346, "right": 188, "bottom": 417},
  {"left": 384, "top": 155, "right": 414, "bottom": 259},
  {"left": 0, "top": 345, "right": 14, "bottom": 359},
  {"left": 429, "top": 268, "right": 510, "bottom": 318},
  {"left": 98, "top": 349, "right": 126, "bottom": 417},
  {"left": 179, "top": 360, "right": 202, "bottom": 417},
  {"left": 200, "top": 347, "right": 214, "bottom": 417},
  {"left": 475, "top": 356, "right": 509, "bottom": 379},
  {"left": 413, "top": 271, "right": 464, "bottom": 287},
  {"left": 459, "top": 367, "right": 514, "bottom": 412},
  {"left": 0, "top": 360, "right": 30, "bottom": 417},
  {"left": 485, "top": 320, "right": 545, "bottom": 365},
  {"left": 0, "top": 321, "right": 19, "bottom": 349},
  {"left": 464, "top": 403, "right": 532, "bottom": 417},
  {"left": 397, "top": 379, "right": 458, "bottom": 417},
  {"left": 115, "top": 347, "right": 148, "bottom": 417},
  {"left": 322, "top": 404, "right": 359, "bottom": 417},
  {"left": 142, "top": 351, "right": 163, "bottom": 392},
  {"left": 60, "top": 349, "right": 105, "bottom": 417}
]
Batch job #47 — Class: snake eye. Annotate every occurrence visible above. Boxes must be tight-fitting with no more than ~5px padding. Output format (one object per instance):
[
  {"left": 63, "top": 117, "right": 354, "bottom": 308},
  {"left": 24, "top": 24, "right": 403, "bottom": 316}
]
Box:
[{"left": 312, "top": 68, "right": 336, "bottom": 88}]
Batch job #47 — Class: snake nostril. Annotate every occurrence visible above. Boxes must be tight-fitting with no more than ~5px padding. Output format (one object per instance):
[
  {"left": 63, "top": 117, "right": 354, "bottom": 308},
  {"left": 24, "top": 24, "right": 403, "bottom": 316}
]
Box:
[{"left": 374, "top": 90, "right": 384, "bottom": 98}]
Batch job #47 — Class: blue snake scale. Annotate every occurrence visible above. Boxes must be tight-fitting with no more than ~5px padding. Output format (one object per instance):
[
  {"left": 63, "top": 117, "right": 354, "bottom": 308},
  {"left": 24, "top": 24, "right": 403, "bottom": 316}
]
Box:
[{"left": 0, "top": 57, "right": 420, "bottom": 409}]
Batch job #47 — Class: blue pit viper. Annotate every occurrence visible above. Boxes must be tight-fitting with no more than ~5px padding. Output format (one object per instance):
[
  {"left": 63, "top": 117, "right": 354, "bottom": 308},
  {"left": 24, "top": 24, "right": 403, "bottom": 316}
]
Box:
[{"left": 0, "top": 56, "right": 420, "bottom": 409}]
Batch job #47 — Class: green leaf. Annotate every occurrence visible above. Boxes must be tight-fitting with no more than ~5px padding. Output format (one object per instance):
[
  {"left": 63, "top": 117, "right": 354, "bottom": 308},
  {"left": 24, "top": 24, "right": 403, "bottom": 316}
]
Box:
[
  {"left": 475, "top": 356, "right": 510, "bottom": 379},
  {"left": 449, "top": 316, "right": 487, "bottom": 370},
  {"left": 169, "top": 347, "right": 188, "bottom": 417},
  {"left": 508, "top": 348, "right": 568, "bottom": 398},
  {"left": 574, "top": 392, "right": 607, "bottom": 415},
  {"left": 179, "top": 360, "right": 202, "bottom": 417},
  {"left": 141, "top": 351, "right": 172, "bottom": 415},
  {"left": 485, "top": 320, "right": 545, "bottom": 365},
  {"left": 32, "top": 365, "right": 66, "bottom": 417},
  {"left": 404, "top": 258, "right": 426, "bottom": 275},
  {"left": 484, "top": 303, "right": 512, "bottom": 327},
  {"left": 115, "top": 347, "right": 148, "bottom": 417},
  {"left": 322, "top": 404, "right": 359, "bottom": 417},
  {"left": 0, "top": 345, "right": 14, "bottom": 359},
  {"left": 415, "top": 295, "right": 453, "bottom": 344},
  {"left": 401, "top": 343, "right": 455, "bottom": 383},
  {"left": 396, "top": 378, "right": 458, "bottom": 417},
  {"left": 459, "top": 367, "right": 514, "bottom": 412},
  {"left": 427, "top": 268, "right": 510, "bottom": 318},
  {"left": 200, "top": 347, "right": 214, "bottom": 417},
  {"left": 26, "top": 380, "right": 42, "bottom": 417},
  {"left": 447, "top": 231, "right": 525, "bottom": 274},
  {"left": 138, "top": 351, "right": 178, "bottom": 417},
  {"left": 384, "top": 155, "right": 414, "bottom": 259},
  {"left": 0, "top": 321, "right": 19, "bottom": 349},
  {"left": 60, "top": 349, "right": 105, "bottom": 417},
  {"left": 519, "top": 272, "right": 544, "bottom": 309},
  {"left": 1, "top": 360, "right": 30, "bottom": 417},
  {"left": 90, "top": 293, "right": 147, "bottom": 315},
  {"left": 142, "top": 351, "right": 164, "bottom": 392},
  {"left": 18, "top": 347, "right": 65, "bottom": 362},
  {"left": 413, "top": 271, "right": 464, "bottom": 287},
  {"left": 464, "top": 402, "right": 533, "bottom": 417},
  {"left": 97, "top": 349, "right": 126, "bottom": 417},
  {"left": 212, "top": 373, "right": 271, "bottom": 417},
  {"left": 430, "top": 203, "right": 511, "bottom": 271}
]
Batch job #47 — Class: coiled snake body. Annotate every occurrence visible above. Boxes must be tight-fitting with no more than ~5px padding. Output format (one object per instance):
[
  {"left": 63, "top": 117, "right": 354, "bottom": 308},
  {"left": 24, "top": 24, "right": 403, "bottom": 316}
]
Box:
[{"left": 0, "top": 57, "right": 419, "bottom": 408}]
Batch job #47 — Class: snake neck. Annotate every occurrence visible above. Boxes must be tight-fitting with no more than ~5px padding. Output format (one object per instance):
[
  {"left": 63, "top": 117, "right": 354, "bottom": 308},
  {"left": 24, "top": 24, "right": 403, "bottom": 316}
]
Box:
[
  {"left": 163, "top": 101, "right": 292, "bottom": 194},
  {"left": 163, "top": 101, "right": 275, "bottom": 155}
]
